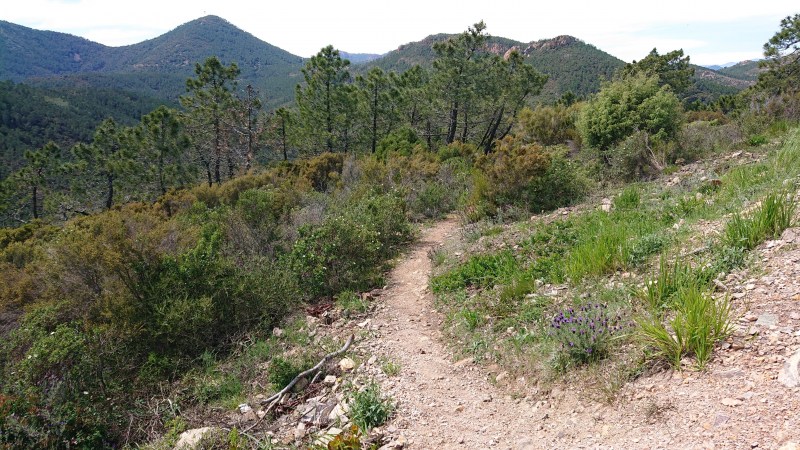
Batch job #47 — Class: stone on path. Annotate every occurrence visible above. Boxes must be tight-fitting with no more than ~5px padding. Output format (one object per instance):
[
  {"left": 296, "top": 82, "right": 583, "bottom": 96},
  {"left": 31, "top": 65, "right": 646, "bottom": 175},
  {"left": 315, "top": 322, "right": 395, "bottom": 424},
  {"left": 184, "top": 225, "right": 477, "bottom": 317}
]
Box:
[
  {"left": 339, "top": 357, "right": 356, "bottom": 371},
  {"left": 778, "top": 348, "right": 800, "bottom": 388}
]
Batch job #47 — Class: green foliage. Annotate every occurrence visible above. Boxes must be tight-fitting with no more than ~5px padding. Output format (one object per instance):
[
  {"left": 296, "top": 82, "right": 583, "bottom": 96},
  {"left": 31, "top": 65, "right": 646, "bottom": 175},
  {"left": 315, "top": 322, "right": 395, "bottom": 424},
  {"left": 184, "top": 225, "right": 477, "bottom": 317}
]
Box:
[
  {"left": 723, "top": 191, "right": 796, "bottom": 250},
  {"left": 337, "top": 290, "right": 370, "bottom": 317},
  {"left": 193, "top": 372, "right": 243, "bottom": 405},
  {"left": 514, "top": 105, "right": 580, "bottom": 146},
  {"left": 748, "top": 134, "right": 768, "bottom": 146},
  {"left": 180, "top": 56, "right": 243, "bottom": 186},
  {"left": 549, "top": 303, "right": 626, "bottom": 365},
  {"left": 295, "top": 46, "right": 354, "bottom": 154},
  {"left": 376, "top": 128, "right": 420, "bottom": 159},
  {"left": 578, "top": 74, "right": 683, "bottom": 158},
  {"left": 326, "top": 425, "right": 366, "bottom": 450},
  {"left": 472, "top": 141, "right": 588, "bottom": 218},
  {"left": 617, "top": 48, "right": 695, "bottom": 96},
  {"left": 268, "top": 356, "right": 313, "bottom": 391},
  {"left": 564, "top": 209, "right": 661, "bottom": 281},
  {"left": 348, "top": 382, "right": 394, "bottom": 431},
  {"left": 380, "top": 359, "right": 401, "bottom": 377},
  {"left": 614, "top": 186, "right": 641, "bottom": 210},
  {"left": 638, "top": 284, "right": 733, "bottom": 369},
  {"left": 758, "top": 14, "right": 800, "bottom": 95},
  {"left": 431, "top": 250, "right": 517, "bottom": 293},
  {"left": 290, "top": 192, "right": 411, "bottom": 298},
  {"left": 641, "top": 257, "right": 698, "bottom": 313},
  {"left": 0, "top": 16, "right": 303, "bottom": 109}
]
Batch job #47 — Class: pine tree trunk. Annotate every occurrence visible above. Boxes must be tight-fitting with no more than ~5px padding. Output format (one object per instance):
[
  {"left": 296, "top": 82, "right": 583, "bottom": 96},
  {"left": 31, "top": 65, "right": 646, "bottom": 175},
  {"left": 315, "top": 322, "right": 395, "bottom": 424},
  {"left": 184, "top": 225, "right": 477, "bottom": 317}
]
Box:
[
  {"left": 446, "top": 101, "right": 459, "bottom": 144},
  {"left": 105, "top": 173, "right": 114, "bottom": 210}
]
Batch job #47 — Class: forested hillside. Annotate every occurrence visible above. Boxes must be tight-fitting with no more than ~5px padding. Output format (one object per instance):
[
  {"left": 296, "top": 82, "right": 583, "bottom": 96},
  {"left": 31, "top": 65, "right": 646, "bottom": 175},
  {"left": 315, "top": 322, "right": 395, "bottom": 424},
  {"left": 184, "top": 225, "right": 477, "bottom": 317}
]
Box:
[
  {"left": 367, "top": 33, "right": 624, "bottom": 102},
  {"left": 719, "top": 59, "right": 763, "bottom": 81},
  {"left": 0, "top": 16, "right": 304, "bottom": 107},
  {"left": 0, "top": 81, "right": 166, "bottom": 179}
]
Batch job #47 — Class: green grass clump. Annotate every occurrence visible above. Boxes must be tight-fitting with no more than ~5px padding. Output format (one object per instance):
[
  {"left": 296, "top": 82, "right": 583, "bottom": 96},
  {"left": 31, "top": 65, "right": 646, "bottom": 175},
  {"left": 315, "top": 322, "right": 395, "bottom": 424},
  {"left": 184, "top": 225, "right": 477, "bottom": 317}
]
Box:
[
  {"left": 641, "top": 257, "right": 697, "bottom": 313},
  {"left": 348, "top": 382, "right": 394, "bottom": 431},
  {"left": 723, "top": 191, "right": 796, "bottom": 251},
  {"left": 337, "top": 290, "right": 370, "bottom": 317},
  {"left": 268, "top": 356, "right": 313, "bottom": 390},
  {"left": 638, "top": 284, "right": 733, "bottom": 369},
  {"left": 430, "top": 250, "right": 518, "bottom": 293},
  {"left": 614, "top": 186, "right": 641, "bottom": 210},
  {"left": 564, "top": 210, "right": 660, "bottom": 281}
]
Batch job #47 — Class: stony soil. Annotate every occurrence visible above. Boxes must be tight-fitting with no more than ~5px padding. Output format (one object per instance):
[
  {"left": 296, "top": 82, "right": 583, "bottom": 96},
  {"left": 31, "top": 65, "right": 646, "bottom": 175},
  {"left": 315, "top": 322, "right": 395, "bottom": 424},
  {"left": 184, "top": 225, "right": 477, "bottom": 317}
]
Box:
[{"left": 356, "top": 218, "right": 800, "bottom": 450}]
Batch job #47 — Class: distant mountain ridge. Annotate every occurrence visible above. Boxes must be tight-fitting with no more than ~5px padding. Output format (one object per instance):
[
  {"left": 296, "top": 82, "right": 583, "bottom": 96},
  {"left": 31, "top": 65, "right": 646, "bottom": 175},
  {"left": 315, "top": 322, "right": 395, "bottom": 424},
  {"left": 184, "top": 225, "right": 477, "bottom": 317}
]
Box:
[
  {"left": 0, "top": 16, "right": 305, "bottom": 107},
  {"left": 341, "top": 51, "right": 383, "bottom": 64},
  {"left": 365, "top": 33, "right": 751, "bottom": 103},
  {"left": 1, "top": 15, "right": 755, "bottom": 107}
]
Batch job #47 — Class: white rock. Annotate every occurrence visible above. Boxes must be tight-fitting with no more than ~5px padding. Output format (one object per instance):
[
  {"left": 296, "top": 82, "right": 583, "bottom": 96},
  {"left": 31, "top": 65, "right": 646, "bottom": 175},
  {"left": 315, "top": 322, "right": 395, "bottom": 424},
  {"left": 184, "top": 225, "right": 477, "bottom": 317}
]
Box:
[
  {"left": 272, "top": 327, "right": 284, "bottom": 337},
  {"left": 175, "top": 427, "right": 213, "bottom": 449},
  {"left": 778, "top": 349, "right": 800, "bottom": 388},
  {"left": 324, "top": 375, "right": 337, "bottom": 385},
  {"left": 721, "top": 397, "right": 742, "bottom": 407},
  {"left": 339, "top": 357, "right": 356, "bottom": 371}
]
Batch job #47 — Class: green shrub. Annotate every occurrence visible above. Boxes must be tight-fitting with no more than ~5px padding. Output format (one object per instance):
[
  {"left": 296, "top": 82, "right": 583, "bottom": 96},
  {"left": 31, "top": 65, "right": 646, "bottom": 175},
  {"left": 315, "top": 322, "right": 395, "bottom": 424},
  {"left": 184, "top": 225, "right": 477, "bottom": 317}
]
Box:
[
  {"left": 348, "top": 382, "right": 394, "bottom": 431},
  {"left": 514, "top": 104, "right": 580, "bottom": 146},
  {"left": 376, "top": 127, "right": 420, "bottom": 159},
  {"left": 471, "top": 142, "right": 587, "bottom": 217},
  {"left": 578, "top": 74, "right": 683, "bottom": 154},
  {"left": 290, "top": 216, "right": 380, "bottom": 298}
]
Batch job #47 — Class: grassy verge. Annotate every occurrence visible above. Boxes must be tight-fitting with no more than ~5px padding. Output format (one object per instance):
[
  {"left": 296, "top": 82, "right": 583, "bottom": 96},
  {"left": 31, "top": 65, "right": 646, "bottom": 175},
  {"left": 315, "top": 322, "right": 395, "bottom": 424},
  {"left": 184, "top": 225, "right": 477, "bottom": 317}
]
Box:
[{"left": 430, "top": 127, "right": 800, "bottom": 393}]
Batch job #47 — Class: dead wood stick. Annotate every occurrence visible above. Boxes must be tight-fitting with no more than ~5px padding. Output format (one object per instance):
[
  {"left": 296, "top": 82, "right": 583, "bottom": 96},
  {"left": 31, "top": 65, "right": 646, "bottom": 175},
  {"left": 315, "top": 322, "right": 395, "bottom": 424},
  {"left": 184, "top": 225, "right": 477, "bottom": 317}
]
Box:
[{"left": 243, "top": 334, "right": 354, "bottom": 434}]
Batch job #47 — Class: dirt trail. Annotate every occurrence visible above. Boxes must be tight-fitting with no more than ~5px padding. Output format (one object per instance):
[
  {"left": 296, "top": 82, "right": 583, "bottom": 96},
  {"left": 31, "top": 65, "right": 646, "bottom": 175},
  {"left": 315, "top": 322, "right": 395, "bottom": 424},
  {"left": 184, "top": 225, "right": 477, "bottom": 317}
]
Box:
[
  {"left": 363, "top": 217, "right": 800, "bottom": 450},
  {"left": 367, "top": 217, "right": 539, "bottom": 449}
]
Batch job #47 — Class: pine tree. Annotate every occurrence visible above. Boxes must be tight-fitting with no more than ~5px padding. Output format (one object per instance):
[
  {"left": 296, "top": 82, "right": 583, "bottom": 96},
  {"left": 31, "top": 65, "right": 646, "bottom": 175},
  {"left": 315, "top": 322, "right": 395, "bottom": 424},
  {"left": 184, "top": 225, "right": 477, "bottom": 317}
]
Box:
[
  {"left": 295, "top": 46, "right": 352, "bottom": 154},
  {"left": 72, "top": 119, "right": 139, "bottom": 210},
  {"left": 181, "top": 56, "right": 241, "bottom": 185},
  {"left": 135, "top": 106, "right": 193, "bottom": 198}
]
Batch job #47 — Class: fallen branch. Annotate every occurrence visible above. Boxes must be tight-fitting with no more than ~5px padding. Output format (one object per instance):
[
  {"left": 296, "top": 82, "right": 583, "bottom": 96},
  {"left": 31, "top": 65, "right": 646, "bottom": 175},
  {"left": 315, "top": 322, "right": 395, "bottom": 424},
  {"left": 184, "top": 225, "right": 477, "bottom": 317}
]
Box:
[{"left": 243, "top": 334, "right": 354, "bottom": 434}]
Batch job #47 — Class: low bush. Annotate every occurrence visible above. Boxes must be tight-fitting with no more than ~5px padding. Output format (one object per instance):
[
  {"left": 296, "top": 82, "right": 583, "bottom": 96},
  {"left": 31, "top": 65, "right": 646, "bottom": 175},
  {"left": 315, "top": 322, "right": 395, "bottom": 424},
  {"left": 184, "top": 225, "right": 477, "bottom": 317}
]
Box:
[
  {"left": 470, "top": 141, "right": 588, "bottom": 219},
  {"left": 549, "top": 303, "right": 626, "bottom": 365},
  {"left": 347, "top": 382, "right": 394, "bottom": 431}
]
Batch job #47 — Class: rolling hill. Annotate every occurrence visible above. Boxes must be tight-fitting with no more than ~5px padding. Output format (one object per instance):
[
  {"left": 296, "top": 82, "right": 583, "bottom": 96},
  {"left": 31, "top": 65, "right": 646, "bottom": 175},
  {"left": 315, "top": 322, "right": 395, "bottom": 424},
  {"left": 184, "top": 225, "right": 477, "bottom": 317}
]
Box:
[
  {"left": 0, "top": 16, "right": 305, "bottom": 107},
  {"left": 364, "top": 33, "right": 752, "bottom": 104},
  {"left": 718, "top": 60, "right": 763, "bottom": 82}
]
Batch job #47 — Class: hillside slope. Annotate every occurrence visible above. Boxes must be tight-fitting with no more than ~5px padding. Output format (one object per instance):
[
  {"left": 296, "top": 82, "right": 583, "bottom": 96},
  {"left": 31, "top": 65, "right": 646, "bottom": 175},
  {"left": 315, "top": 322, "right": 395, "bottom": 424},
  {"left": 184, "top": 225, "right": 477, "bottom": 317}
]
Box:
[{"left": 0, "top": 16, "right": 304, "bottom": 107}]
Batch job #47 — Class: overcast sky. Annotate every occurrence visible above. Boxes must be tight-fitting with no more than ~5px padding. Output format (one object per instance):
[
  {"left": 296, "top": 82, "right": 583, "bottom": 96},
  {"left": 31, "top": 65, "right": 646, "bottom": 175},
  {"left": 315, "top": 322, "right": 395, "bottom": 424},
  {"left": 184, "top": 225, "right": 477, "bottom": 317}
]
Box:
[{"left": 1, "top": 0, "right": 796, "bottom": 66}]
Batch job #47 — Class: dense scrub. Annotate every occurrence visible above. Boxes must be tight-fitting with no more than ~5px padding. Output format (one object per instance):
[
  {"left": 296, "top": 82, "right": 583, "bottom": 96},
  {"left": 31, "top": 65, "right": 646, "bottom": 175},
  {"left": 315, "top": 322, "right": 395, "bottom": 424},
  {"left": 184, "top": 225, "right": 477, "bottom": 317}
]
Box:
[{"left": 0, "top": 148, "right": 473, "bottom": 447}]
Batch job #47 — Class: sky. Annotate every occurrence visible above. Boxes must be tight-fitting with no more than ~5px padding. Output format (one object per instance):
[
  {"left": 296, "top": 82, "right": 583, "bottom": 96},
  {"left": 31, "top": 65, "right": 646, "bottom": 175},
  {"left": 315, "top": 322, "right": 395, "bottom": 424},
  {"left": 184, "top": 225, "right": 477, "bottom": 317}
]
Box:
[{"left": 1, "top": 0, "right": 797, "bottom": 66}]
